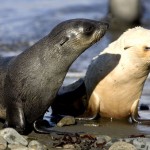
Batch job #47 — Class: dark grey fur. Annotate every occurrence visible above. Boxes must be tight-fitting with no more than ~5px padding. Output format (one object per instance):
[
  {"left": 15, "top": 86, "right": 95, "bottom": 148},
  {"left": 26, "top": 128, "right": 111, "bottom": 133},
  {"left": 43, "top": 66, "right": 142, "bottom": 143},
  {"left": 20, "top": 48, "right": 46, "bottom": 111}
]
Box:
[{"left": 0, "top": 19, "right": 108, "bottom": 133}]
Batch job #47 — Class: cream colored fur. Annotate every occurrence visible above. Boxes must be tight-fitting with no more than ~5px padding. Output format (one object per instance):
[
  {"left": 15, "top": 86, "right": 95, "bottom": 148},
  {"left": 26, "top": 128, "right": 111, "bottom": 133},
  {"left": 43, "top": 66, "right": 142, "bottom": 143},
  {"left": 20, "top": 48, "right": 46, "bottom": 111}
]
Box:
[{"left": 85, "top": 27, "right": 150, "bottom": 119}]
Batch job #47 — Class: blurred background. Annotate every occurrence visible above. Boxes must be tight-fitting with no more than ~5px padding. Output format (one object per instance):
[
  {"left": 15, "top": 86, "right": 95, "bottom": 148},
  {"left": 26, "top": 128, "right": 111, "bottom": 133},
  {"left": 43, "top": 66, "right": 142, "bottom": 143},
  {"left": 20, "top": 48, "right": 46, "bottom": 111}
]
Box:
[{"left": 0, "top": 0, "right": 150, "bottom": 85}]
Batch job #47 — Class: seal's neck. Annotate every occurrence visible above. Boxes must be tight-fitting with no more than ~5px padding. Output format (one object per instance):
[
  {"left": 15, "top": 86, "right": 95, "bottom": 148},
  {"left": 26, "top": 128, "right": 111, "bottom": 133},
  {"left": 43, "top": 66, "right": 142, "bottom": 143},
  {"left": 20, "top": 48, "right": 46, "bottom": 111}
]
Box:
[
  {"left": 110, "top": 54, "right": 150, "bottom": 100},
  {"left": 27, "top": 35, "right": 83, "bottom": 74}
]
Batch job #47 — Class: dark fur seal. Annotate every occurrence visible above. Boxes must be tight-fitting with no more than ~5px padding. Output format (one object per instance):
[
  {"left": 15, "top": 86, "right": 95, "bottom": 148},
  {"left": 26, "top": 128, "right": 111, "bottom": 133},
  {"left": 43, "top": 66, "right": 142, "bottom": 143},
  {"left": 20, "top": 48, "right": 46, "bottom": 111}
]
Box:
[{"left": 0, "top": 19, "right": 108, "bottom": 133}]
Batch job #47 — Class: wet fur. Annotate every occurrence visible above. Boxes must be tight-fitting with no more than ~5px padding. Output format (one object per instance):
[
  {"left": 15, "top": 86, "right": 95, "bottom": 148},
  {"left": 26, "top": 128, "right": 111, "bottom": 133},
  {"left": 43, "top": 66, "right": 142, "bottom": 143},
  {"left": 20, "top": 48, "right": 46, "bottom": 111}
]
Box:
[{"left": 0, "top": 19, "right": 108, "bottom": 133}]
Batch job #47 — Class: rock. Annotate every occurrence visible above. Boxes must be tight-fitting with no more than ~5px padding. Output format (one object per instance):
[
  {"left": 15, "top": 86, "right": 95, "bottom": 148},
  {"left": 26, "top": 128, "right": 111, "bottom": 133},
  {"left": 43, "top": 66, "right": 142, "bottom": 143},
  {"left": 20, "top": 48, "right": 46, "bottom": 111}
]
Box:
[
  {"left": 0, "top": 128, "right": 28, "bottom": 146},
  {"left": 8, "top": 144, "right": 28, "bottom": 150},
  {"left": 132, "top": 138, "right": 146, "bottom": 149},
  {"left": 63, "top": 144, "right": 75, "bottom": 149},
  {"left": 94, "top": 138, "right": 106, "bottom": 148},
  {"left": 140, "top": 104, "right": 149, "bottom": 110},
  {"left": 50, "top": 132, "right": 62, "bottom": 140},
  {"left": 96, "top": 138, "right": 106, "bottom": 144},
  {"left": 0, "top": 136, "right": 7, "bottom": 150},
  {"left": 109, "top": 141, "right": 136, "bottom": 150},
  {"left": 57, "top": 116, "right": 76, "bottom": 127},
  {"left": 28, "top": 140, "right": 47, "bottom": 150},
  {"left": 96, "top": 135, "right": 111, "bottom": 143}
]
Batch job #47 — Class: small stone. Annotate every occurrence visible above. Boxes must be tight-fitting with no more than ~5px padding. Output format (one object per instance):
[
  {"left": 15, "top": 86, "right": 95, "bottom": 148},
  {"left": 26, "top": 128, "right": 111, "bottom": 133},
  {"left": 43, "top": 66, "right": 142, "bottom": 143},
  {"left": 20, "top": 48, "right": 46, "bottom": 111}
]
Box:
[
  {"left": 96, "top": 135, "right": 111, "bottom": 143},
  {"left": 140, "top": 104, "right": 149, "bottom": 110},
  {"left": 74, "top": 144, "right": 81, "bottom": 149},
  {"left": 28, "top": 140, "right": 47, "bottom": 150},
  {"left": 124, "top": 138, "right": 133, "bottom": 143},
  {"left": 57, "top": 116, "right": 76, "bottom": 127},
  {"left": 109, "top": 141, "right": 136, "bottom": 150},
  {"left": 133, "top": 138, "right": 145, "bottom": 148},
  {"left": 0, "top": 136, "right": 7, "bottom": 150},
  {"left": 97, "top": 138, "right": 106, "bottom": 144},
  {"left": 51, "top": 132, "right": 62, "bottom": 140},
  {"left": 63, "top": 144, "right": 75, "bottom": 149},
  {"left": 0, "top": 128, "right": 28, "bottom": 146},
  {"left": 94, "top": 138, "right": 106, "bottom": 148},
  {"left": 8, "top": 144, "right": 28, "bottom": 150}
]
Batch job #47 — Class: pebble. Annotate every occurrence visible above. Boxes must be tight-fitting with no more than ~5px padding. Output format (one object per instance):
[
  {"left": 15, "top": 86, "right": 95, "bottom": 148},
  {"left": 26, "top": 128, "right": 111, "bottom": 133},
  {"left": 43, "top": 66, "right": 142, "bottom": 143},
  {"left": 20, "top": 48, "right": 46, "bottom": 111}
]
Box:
[
  {"left": 0, "top": 127, "right": 150, "bottom": 149},
  {"left": 109, "top": 141, "right": 137, "bottom": 150},
  {"left": 8, "top": 144, "right": 28, "bottom": 150},
  {"left": 133, "top": 138, "right": 145, "bottom": 149},
  {"left": 57, "top": 116, "right": 76, "bottom": 127},
  {"left": 63, "top": 144, "right": 75, "bottom": 149},
  {"left": 96, "top": 135, "right": 111, "bottom": 143},
  {"left": 94, "top": 138, "right": 106, "bottom": 148},
  {"left": 0, "top": 136, "right": 7, "bottom": 150},
  {"left": 96, "top": 138, "right": 106, "bottom": 144},
  {"left": 140, "top": 104, "right": 149, "bottom": 110},
  {"left": 0, "top": 128, "right": 28, "bottom": 146},
  {"left": 28, "top": 140, "right": 47, "bottom": 150}
]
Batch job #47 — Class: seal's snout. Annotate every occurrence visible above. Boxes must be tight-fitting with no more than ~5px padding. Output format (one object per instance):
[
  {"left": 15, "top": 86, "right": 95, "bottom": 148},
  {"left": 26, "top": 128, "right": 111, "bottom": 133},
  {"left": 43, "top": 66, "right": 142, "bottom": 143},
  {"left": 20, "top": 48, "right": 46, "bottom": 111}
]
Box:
[
  {"left": 99, "top": 22, "right": 109, "bottom": 30},
  {"left": 96, "top": 22, "right": 109, "bottom": 39}
]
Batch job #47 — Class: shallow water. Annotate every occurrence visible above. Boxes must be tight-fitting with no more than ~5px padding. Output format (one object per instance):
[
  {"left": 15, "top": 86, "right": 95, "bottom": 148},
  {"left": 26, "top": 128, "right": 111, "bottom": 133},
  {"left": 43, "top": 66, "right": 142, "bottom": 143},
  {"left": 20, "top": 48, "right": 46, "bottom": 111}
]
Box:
[{"left": 1, "top": 0, "right": 150, "bottom": 137}]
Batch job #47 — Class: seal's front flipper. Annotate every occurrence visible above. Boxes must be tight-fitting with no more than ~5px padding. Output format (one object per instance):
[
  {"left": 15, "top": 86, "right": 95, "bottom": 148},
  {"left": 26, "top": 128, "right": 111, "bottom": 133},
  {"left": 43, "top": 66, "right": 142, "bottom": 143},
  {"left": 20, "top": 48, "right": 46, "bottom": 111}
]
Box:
[
  {"left": 33, "top": 119, "right": 83, "bottom": 134},
  {"left": 131, "top": 114, "right": 150, "bottom": 124},
  {"left": 52, "top": 78, "right": 86, "bottom": 116},
  {"left": 33, "top": 119, "right": 55, "bottom": 134},
  {"left": 130, "top": 100, "right": 150, "bottom": 124},
  {"left": 5, "top": 101, "right": 26, "bottom": 134}
]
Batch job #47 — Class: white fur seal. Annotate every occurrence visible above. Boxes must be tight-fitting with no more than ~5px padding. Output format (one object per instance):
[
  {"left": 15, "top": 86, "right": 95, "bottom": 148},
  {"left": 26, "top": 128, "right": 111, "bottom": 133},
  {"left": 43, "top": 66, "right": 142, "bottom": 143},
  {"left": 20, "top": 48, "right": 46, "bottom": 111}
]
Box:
[
  {"left": 54, "top": 27, "right": 150, "bottom": 124},
  {"left": 83, "top": 27, "right": 150, "bottom": 122}
]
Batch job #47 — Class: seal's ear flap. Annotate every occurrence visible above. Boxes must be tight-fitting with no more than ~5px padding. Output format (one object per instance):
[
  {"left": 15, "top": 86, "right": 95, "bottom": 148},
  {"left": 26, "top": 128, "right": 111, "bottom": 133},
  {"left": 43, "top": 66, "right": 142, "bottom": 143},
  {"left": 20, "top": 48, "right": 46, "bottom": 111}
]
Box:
[{"left": 59, "top": 36, "right": 69, "bottom": 46}]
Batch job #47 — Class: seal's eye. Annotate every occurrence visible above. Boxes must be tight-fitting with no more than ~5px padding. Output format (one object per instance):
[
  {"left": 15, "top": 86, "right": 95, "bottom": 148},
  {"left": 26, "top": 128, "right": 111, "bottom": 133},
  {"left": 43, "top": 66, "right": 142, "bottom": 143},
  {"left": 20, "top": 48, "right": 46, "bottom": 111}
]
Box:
[
  {"left": 144, "top": 46, "right": 150, "bottom": 51},
  {"left": 84, "top": 25, "right": 95, "bottom": 35}
]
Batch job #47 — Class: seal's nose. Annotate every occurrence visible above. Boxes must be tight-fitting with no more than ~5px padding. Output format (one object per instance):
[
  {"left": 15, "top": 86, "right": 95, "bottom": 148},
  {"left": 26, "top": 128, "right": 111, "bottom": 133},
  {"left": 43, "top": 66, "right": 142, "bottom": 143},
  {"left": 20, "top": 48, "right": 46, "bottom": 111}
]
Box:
[{"left": 98, "top": 22, "right": 109, "bottom": 29}]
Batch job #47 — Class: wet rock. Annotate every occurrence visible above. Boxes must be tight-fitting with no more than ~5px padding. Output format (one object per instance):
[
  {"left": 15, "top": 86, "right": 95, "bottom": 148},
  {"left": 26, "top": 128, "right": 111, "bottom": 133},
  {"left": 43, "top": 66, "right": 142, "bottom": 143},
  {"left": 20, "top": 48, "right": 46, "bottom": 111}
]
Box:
[
  {"left": 94, "top": 138, "right": 106, "bottom": 147},
  {"left": 109, "top": 141, "right": 136, "bottom": 150},
  {"left": 0, "top": 128, "right": 28, "bottom": 146},
  {"left": 28, "top": 140, "right": 47, "bottom": 150},
  {"left": 0, "top": 136, "right": 7, "bottom": 150},
  {"left": 8, "top": 144, "right": 28, "bottom": 150},
  {"left": 74, "top": 144, "right": 81, "bottom": 149},
  {"left": 63, "top": 144, "right": 75, "bottom": 149},
  {"left": 96, "top": 135, "right": 111, "bottom": 143},
  {"left": 132, "top": 138, "right": 146, "bottom": 149},
  {"left": 57, "top": 116, "right": 76, "bottom": 127},
  {"left": 51, "top": 132, "right": 62, "bottom": 140},
  {"left": 140, "top": 104, "right": 149, "bottom": 110},
  {"left": 128, "top": 134, "right": 145, "bottom": 138}
]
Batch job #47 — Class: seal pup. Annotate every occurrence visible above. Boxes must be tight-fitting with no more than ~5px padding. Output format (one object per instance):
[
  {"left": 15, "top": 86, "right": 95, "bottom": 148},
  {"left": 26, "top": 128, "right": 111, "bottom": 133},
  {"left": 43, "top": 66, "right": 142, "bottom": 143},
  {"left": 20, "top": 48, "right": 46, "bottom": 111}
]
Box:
[
  {"left": 0, "top": 19, "right": 108, "bottom": 133},
  {"left": 53, "top": 27, "right": 150, "bottom": 123},
  {"left": 82, "top": 27, "right": 150, "bottom": 122}
]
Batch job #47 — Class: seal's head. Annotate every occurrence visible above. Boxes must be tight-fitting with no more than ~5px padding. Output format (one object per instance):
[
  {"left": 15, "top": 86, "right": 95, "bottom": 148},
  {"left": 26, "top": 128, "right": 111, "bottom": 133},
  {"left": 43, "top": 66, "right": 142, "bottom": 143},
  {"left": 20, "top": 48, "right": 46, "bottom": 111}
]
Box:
[
  {"left": 49, "top": 19, "right": 109, "bottom": 53},
  {"left": 117, "top": 27, "right": 150, "bottom": 68}
]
